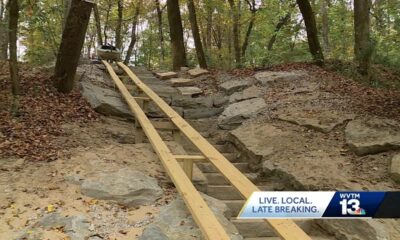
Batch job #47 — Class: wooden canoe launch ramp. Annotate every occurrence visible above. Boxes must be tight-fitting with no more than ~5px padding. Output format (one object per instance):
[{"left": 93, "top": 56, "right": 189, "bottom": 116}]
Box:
[{"left": 102, "top": 61, "right": 312, "bottom": 240}]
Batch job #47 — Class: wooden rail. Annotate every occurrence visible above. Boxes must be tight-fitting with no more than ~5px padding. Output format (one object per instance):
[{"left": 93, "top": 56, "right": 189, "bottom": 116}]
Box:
[{"left": 103, "top": 60, "right": 312, "bottom": 240}]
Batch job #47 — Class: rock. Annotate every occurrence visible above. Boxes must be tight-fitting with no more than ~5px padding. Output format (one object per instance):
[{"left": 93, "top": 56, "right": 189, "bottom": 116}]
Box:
[
  {"left": 184, "top": 107, "right": 224, "bottom": 119},
  {"left": 38, "top": 213, "right": 91, "bottom": 240},
  {"left": 213, "top": 94, "right": 229, "bottom": 107},
  {"left": 219, "top": 78, "right": 253, "bottom": 95},
  {"left": 229, "top": 85, "right": 262, "bottom": 103},
  {"left": 278, "top": 111, "right": 354, "bottom": 133},
  {"left": 188, "top": 68, "right": 209, "bottom": 78},
  {"left": 390, "top": 154, "right": 400, "bottom": 183},
  {"left": 254, "top": 71, "right": 307, "bottom": 86},
  {"left": 180, "top": 67, "right": 190, "bottom": 72},
  {"left": 218, "top": 98, "right": 266, "bottom": 130},
  {"left": 155, "top": 72, "right": 178, "bottom": 80},
  {"left": 345, "top": 118, "right": 400, "bottom": 155},
  {"left": 80, "top": 169, "right": 163, "bottom": 207},
  {"left": 139, "top": 194, "right": 242, "bottom": 240},
  {"left": 80, "top": 81, "right": 133, "bottom": 119},
  {"left": 171, "top": 95, "right": 213, "bottom": 108},
  {"left": 177, "top": 87, "right": 203, "bottom": 97},
  {"left": 316, "top": 219, "right": 390, "bottom": 240},
  {"left": 167, "top": 78, "right": 195, "bottom": 87}
]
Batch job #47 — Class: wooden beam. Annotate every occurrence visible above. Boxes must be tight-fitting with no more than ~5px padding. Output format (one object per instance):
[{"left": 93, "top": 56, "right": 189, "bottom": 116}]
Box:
[
  {"left": 174, "top": 155, "right": 207, "bottom": 161},
  {"left": 103, "top": 61, "right": 230, "bottom": 240},
  {"left": 117, "top": 62, "right": 312, "bottom": 240}
]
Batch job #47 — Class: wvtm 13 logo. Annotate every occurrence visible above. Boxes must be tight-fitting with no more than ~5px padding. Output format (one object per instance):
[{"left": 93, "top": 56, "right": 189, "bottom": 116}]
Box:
[{"left": 339, "top": 193, "right": 366, "bottom": 216}]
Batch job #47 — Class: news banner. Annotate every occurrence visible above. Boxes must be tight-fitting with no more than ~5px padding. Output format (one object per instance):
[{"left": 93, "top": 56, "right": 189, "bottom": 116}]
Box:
[{"left": 238, "top": 191, "right": 400, "bottom": 219}]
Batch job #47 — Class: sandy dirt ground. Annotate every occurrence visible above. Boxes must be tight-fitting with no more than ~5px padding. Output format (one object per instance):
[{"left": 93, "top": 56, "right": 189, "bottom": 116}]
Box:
[{"left": 0, "top": 117, "right": 176, "bottom": 240}]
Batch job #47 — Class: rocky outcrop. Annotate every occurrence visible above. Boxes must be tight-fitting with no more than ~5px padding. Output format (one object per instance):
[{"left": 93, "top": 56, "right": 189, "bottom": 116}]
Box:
[
  {"left": 254, "top": 71, "right": 307, "bottom": 86},
  {"left": 139, "top": 194, "right": 242, "bottom": 240},
  {"left": 345, "top": 118, "right": 400, "bottom": 155},
  {"left": 390, "top": 154, "right": 400, "bottom": 183},
  {"left": 80, "top": 81, "right": 133, "bottom": 119},
  {"left": 278, "top": 111, "right": 354, "bottom": 133},
  {"left": 80, "top": 169, "right": 163, "bottom": 207},
  {"left": 218, "top": 98, "right": 266, "bottom": 130}
]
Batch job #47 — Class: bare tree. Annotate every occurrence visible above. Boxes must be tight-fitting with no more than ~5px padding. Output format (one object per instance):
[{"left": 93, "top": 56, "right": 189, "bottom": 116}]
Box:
[
  {"left": 354, "top": 0, "right": 372, "bottom": 76},
  {"left": 296, "top": 0, "right": 324, "bottom": 65},
  {"left": 241, "top": 0, "right": 258, "bottom": 59},
  {"left": 166, "top": 0, "right": 186, "bottom": 70},
  {"left": 187, "top": 0, "right": 207, "bottom": 69},
  {"left": 53, "top": 0, "right": 93, "bottom": 93},
  {"left": 124, "top": 0, "right": 141, "bottom": 64},
  {"left": 321, "top": 0, "right": 330, "bottom": 54},
  {"left": 103, "top": 0, "right": 112, "bottom": 45}
]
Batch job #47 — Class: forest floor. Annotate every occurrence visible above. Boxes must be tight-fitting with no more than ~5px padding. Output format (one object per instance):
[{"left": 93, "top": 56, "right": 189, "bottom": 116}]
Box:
[{"left": 0, "top": 60, "right": 399, "bottom": 239}]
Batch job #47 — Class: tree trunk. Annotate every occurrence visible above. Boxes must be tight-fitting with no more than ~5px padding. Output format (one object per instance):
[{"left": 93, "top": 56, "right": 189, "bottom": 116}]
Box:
[
  {"left": 205, "top": 2, "right": 212, "bottom": 50},
  {"left": 187, "top": 0, "right": 207, "bottom": 69},
  {"left": 8, "top": 0, "right": 19, "bottom": 96},
  {"left": 227, "top": 0, "right": 241, "bottom": 67},
  {"left": 268, "top": 12, "right": 291, "bottom": 51},
  {"left": 354, "top": 0, "right": 372, "bottom": 76},
  {"left": 115, "top": 0, "right": 123, "bottom": 49},
  {"left": 321, "top": 0, "right": 330, "bottom": 54},
  {"left": 155, "top": 0, "right": 165, "bottom": 64},
  {"left": 241, "top": 0, "right": 257, "bottom": 59},
  {"left": 0, "top": 0, "right": 8, "bottom": 60},
  {"left": 63, "top": 0, "right": 71, "bottom": 29},
  {"left": 124, "top": 0, "right": 141, "bottom": 64},
  {"left": 166, "top": 0, "right": 186, "bottom": 70},
  {"left": 296, "top": 0, "right": 324, "bottom": 65},
  {"left": 53, "top": 0, "right": 93, "bottom": 93},
  {"left": 103, "top": 0, "right": 112, "bottom": 45},
  {"left": 93, "top": 4, "right": 103, "bottom": 46}
]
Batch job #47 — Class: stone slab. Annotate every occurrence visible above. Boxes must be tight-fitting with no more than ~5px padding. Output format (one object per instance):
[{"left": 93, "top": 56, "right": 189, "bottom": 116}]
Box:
[
  {"left": 345, "top": 118, "right": 400, "bottom": 155},
  {"left": 229, "top": 85, "right": 262, "bottom": 103},
  {"left": 177, "top": 86, "right": 203, "bottom": 97},
  {"left": 254, "top": 71, "right": 308, "bottom": 86},
  {"left": 188, "top": 68, "right": 209, "bottom": 78},
  {"left": 167, "top": 78, "right": 195, "bottom": 87},
  {"left": 155, "top": 71, "right": 178, "bottom": 80}
]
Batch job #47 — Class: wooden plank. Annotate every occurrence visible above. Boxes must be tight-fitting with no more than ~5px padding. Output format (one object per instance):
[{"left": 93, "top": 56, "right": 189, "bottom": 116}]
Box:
[
  {"left": 117, "top": 62, "right": 312, "bottom": 240},
  {"left": 174, "top": 155, "right": 207, "bottom": 161},
  {"left": 103, "top": 61, "right": 230, "bottom": 240}
]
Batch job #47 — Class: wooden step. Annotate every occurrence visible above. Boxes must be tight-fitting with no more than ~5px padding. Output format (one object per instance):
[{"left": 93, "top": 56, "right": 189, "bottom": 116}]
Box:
[
  {"left": 207, "top": 185, "right": 273, "bottom": 200},
  {"left": 198, "top": 162, "right": 250, "bottom": 173},
  {"left": 205, "top": 172, "right": 258, "bottom": 185},
  {"left": 231, "top": 219, "right": 276, "bottom": 238}
]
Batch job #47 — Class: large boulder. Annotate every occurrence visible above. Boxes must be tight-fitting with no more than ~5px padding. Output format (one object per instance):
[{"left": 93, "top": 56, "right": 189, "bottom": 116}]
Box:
[
  {"left": 218, "top": 98, "right": 266, "bottom": 130},
  {"left": 254, "top": 71, "right": 307, "bottom": 86},
  {"left": 390, "top": 154, "right": 400, "bottom": 184},
  {"left": 139, "top": 194, "right": 242, "bottom": 240},
  {"left": 80, "top": 169, "right": 163, "bottom": 207},
  {"left": 345, "top": 118, "right": 400, "bottom": 155},
  {"left": 219, "top": 78, "right": 254, "bottom": 95},
  {"left": 80, "top": 81, "right": 133, "bottom": 119},
  {"left": 229, "top": 85, "right": 262, "bottom": 103}
]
